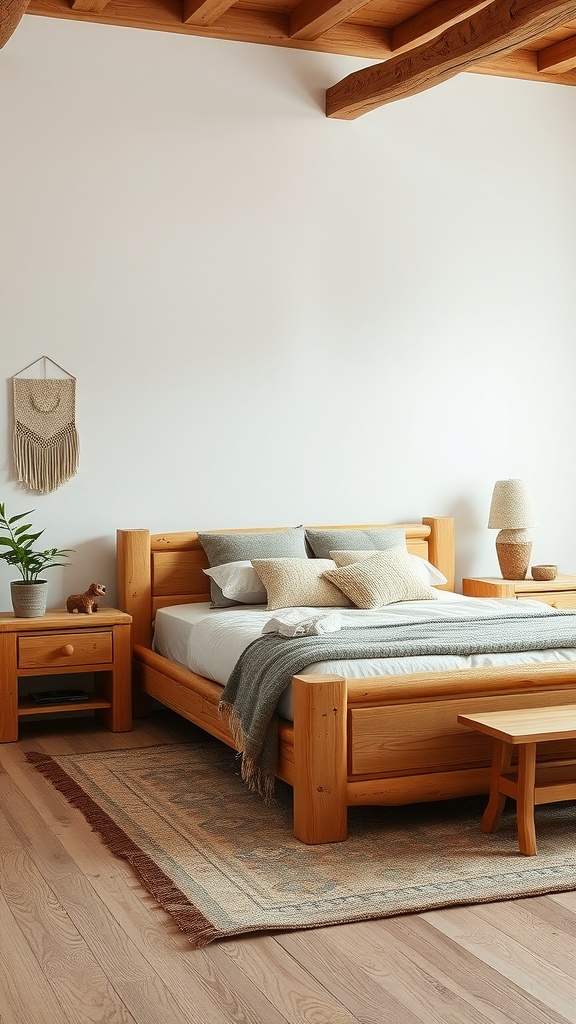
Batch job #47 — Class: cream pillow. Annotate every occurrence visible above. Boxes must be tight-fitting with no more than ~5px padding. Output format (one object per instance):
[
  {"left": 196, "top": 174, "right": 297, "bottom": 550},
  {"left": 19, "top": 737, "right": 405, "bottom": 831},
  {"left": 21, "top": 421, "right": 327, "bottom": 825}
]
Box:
[
  {"left": 251, "top": 558, "right": 352, "bottom": 611},
  {"left": 329, "top": 548, "right": 448, "bottom": 586},
  {"left": 203, "top": 560, "right": 267, "bottom": 604},
  {"left": 322, "top": 547, "right": 438, "bottom": 609}
]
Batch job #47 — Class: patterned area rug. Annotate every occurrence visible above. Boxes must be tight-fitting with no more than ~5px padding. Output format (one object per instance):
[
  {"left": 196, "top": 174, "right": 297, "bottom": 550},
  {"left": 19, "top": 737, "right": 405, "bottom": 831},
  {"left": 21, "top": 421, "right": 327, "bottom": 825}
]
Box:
[{"left": 27, "top": 741, "right": 576, "bottom": 948}]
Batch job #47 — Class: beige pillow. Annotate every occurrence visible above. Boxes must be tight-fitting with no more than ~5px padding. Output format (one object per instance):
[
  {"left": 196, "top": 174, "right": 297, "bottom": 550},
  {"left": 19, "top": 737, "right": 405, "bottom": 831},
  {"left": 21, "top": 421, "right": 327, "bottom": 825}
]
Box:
[
  {"left": 330, "top": 548, "right": 448, "bottom": 586},
  {"left": 322, "top": 547, "right": 437, "bottom": 610},
  {"left": 329, "top": 549, "right": 378, "bottom": 566},
  {"left": 251, "top": 558, "right": 352, "bottom": 611}
]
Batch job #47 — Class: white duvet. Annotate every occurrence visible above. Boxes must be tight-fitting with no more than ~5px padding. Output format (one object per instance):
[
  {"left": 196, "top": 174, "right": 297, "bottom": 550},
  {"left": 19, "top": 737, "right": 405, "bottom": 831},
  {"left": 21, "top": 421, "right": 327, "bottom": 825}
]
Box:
[{"left": 152, "top": 594, "right": 576, "bottom": 720}]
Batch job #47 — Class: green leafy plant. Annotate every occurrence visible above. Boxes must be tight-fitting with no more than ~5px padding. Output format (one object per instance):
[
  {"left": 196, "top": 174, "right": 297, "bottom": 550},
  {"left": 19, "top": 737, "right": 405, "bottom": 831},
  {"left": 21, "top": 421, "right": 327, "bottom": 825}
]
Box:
[{"left": 0, "top": 503, "right": 73, "bottom": 582}]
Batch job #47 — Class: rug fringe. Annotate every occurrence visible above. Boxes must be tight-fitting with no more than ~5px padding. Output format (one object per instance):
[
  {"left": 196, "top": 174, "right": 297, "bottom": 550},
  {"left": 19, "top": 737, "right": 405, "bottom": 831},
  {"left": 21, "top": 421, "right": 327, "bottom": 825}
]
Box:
[{"left": 25, "top": 751, "right": 220, "bottom": 948}]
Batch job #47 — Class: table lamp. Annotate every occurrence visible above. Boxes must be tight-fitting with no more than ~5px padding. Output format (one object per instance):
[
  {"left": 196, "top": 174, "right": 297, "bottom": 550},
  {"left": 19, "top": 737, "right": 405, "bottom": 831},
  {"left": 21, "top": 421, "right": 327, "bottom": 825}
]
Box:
[{"left": 488, "top": 479, "right": 537, "bottom": 580}]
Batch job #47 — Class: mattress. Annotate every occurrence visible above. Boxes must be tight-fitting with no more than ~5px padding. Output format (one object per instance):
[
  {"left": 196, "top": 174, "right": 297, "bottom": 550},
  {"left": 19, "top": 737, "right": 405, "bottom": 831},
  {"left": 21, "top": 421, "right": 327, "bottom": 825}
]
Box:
[{"left": 152, "top": 594, "right": 576, "bottom": 721}]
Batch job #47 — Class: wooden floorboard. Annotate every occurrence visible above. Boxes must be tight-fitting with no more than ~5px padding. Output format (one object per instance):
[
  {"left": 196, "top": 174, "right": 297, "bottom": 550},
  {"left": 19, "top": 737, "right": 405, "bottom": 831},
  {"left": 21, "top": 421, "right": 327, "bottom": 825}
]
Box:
[{"left": 1, "top": 711, "right": 576, "bottom": 1024}]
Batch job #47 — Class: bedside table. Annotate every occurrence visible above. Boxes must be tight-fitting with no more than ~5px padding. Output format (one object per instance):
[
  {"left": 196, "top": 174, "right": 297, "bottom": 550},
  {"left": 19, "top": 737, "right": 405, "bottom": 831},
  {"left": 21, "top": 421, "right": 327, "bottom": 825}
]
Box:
[
  {"left": 462, "top": 575, "right": 576, "bottom": 610},
  {"left": 0, "top": 607, "right": 132, "bottom": 742}
]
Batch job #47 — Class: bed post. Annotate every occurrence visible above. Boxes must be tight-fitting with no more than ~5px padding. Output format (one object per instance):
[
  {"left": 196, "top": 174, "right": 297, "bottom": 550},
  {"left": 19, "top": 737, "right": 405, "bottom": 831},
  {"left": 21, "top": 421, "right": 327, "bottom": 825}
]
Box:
[
  {"left": 116, "top": 529, "right": 153, "bottom": 648},
  {"left": 117, "top": 529, "right": 153, "bottom": 717},
  {"left": 422, "top": 516, "right": 455, "bottom": 592},
  {"left": 291, "top": 673, "right": 348, "bottom": 844}
]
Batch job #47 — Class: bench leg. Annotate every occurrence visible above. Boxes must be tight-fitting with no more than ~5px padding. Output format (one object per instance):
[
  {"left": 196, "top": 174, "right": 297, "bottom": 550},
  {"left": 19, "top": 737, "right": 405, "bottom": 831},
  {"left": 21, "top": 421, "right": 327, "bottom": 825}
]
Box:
[
  {"left": 481, "top": 739, "right": 513, "bottom": 834},
  {"left": 516, "top": 742, "right": 537, "bottom": 856}
]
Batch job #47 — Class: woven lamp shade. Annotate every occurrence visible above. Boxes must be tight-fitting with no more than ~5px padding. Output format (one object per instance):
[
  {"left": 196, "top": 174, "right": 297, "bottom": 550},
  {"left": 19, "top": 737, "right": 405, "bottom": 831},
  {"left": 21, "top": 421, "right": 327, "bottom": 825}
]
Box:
[
  {"left": 488, "top": 479, "right": 537, "bottom": 530},
  {"left": 0, "top": 0, "right": 28, "bottom": 47},
  {"left": 488, "top": 479, "right": 537, "bottom": 580}
]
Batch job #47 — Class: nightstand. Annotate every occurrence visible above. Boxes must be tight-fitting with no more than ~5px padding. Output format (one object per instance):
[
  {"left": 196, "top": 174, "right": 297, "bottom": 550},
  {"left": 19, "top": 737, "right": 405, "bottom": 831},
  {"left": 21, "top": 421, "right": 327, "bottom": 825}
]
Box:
[
  {"left": 0, "top": 607, "right": 132, "bottom": 742},
  {"left": 462, "top": 575, "right": 576, "bottom": 610}
]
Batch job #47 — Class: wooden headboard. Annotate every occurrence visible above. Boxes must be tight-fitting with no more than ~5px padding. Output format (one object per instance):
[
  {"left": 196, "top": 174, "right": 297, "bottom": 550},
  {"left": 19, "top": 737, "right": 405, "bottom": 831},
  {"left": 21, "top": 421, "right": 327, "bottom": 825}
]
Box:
[{"left": 117, "top": 517, "right": 455, "bottom": 650}]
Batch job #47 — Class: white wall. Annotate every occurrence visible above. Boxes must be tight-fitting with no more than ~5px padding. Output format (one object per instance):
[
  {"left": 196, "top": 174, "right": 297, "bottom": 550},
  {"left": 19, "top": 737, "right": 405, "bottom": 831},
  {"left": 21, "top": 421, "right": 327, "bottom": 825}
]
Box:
[{"left": 1, "top": 15, "right": 576, "bottom": 609}]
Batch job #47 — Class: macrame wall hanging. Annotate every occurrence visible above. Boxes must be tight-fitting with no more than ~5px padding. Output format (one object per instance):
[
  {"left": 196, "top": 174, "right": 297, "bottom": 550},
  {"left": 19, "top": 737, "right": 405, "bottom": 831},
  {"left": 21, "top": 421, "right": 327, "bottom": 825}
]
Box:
[{"left": 12, "top": 356, "right": 79, "bottom": 494}]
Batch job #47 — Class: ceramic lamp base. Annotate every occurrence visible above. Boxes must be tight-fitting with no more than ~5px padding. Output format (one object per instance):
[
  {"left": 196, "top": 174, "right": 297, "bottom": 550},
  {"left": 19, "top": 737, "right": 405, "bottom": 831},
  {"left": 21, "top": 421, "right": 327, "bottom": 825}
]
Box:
[{"left": 496, "top": 529, "right": 532, "bottom": 581}]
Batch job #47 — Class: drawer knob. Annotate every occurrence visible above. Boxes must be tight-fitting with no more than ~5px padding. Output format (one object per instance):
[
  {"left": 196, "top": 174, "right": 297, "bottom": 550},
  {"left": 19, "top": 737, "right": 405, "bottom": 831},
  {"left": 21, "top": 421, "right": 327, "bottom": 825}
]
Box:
[{"left": 62, "top": 644, "right": 75, "bottom": 656}]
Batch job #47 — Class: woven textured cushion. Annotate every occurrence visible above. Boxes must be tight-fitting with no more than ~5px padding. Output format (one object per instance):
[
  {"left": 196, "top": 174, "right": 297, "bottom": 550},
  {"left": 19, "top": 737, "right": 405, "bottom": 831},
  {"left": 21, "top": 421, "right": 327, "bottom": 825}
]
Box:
[
  {"left": 251, "top": 558, "right": 352, "bottom": 611},
  {"left": 305, "top": 526, "right": 405, "bottom": 560},
  {"left": 330, "top": 549, "right": 447, "bottom": 586},
  {"left": 198, "top": 527, "right": 307, "bottom": 607},
  {"left": 322, "top": 547, "right": 437, "bottom": 609}
]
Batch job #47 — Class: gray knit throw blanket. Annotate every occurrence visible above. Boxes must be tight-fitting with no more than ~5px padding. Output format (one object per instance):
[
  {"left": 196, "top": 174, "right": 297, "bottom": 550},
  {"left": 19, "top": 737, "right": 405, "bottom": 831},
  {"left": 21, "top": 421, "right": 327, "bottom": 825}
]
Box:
[{"left": 219, "top": 608, "right": 576, "bottom": 800}]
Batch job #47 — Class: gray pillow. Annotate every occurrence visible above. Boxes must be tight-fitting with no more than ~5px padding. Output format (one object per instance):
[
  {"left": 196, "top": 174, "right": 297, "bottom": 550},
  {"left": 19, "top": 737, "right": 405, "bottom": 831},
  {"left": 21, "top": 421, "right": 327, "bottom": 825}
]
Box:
[
  {"left": 305, "top": 526, "right": 406, "bottom": 560},
  {"left": 198, "top": 527, "right": 308, "bottom": 607}
]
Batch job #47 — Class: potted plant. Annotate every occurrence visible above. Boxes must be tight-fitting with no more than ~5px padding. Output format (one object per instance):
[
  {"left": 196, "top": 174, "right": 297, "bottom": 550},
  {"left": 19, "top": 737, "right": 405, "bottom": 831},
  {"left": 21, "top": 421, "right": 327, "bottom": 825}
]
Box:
[{"left": 0, "top": 503, "right": 73, "bottom": 617}]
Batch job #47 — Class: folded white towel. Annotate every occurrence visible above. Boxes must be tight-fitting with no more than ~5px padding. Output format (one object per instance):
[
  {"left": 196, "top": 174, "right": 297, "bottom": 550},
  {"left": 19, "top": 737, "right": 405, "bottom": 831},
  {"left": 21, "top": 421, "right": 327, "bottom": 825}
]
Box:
[{"left": 262, "top": 609, "right": 343, "bottom": 637}]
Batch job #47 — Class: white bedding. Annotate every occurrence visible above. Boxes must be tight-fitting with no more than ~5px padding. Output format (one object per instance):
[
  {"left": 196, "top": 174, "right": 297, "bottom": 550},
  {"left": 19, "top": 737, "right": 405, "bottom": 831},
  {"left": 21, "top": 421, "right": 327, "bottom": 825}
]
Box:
[{"left": 152, "top": 594, "right": 576, "bottom": 721}]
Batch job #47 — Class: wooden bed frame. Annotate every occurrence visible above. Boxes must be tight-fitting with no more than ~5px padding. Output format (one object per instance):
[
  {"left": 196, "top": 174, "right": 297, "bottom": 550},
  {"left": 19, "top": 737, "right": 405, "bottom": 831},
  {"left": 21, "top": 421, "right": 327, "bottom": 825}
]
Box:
[{"left": 117, "top": 518, "right": 576, "bottom": 845}]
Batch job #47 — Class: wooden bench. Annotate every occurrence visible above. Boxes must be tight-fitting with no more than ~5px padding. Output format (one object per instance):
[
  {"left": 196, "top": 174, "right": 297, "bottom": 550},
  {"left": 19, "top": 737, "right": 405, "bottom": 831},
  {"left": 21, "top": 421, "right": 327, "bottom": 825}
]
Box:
[{"left": 458, "top": 705, "right": 576, "bottom": 856}]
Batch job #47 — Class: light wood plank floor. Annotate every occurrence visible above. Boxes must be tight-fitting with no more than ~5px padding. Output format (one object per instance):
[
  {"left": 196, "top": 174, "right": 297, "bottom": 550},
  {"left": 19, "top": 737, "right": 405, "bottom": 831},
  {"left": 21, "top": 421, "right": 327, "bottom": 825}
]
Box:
[{"left": 1, "top": 711, "right": 576, "bottom": 1024}]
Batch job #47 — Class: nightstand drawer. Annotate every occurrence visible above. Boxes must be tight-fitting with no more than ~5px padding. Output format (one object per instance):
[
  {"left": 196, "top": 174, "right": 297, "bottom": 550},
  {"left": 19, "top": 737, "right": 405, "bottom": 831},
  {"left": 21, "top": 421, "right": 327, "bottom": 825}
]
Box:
[
  {"left": 18, "top": 631, "right": 113, "bottom": 669},
  {"left": 520, "top": 593, "right": 576, "bottom": 610}
]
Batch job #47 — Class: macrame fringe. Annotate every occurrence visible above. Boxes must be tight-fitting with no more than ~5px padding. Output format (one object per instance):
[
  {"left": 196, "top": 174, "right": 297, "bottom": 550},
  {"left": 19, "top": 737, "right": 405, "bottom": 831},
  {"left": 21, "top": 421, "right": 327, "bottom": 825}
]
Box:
[
  {"left": 25, "top": 751, "right": 220, "bottom": 948},
  {"left": 13, "top": 422, "right": 79, "bottom": 494}
]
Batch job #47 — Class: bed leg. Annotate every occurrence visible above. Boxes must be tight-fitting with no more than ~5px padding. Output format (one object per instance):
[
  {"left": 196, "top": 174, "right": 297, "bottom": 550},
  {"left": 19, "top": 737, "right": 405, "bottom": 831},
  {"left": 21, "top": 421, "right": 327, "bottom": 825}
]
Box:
[
  {"left": 291, "top": 674, "right": 348, "bottom": 845},
  {"left": 132, "top": 659, "right": 152, "bottom": 718}
]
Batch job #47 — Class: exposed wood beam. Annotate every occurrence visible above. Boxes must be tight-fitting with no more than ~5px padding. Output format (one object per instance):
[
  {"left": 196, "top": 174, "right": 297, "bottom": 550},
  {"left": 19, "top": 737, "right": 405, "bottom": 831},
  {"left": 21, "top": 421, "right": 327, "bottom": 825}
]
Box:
[
  {"left": 25, "top": 0, "right": 393, "bottom": 59},
  {"left": 183, "top": 0, "right": 236, "bottom": 27},
  {"left": 20, "top": 0, "right": 576, "bottom": 86},
  {"left": 70, "top": 0, "right": 111, "bottom": 12},
  {"left": 290, "top": 0, "right": 374, "bottom": 41},
  {"left": 537, "top": 33, "right": 576, "bottom": 72},
  {"left": 390, "top": 0, "right": 492, "bottom": 53},
  {"left": 474, "top": 44, "right": 576, "bottom": 81},
  {"left": 326, "top": 0, "right": 576, "bottom": 118},
  {"left": 0, "top": 0, "right": 29, "bottom": 46}
]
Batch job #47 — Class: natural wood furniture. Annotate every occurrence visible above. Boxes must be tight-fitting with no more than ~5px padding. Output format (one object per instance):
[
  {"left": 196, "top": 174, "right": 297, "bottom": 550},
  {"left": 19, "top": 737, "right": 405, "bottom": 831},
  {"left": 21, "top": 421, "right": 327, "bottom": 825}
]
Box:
[
  {"left": 458, "top": 706, "right": 576, "bottom": 855},
  {"left": 462, "top": 574, "right": 576, "bottom": 609},
  {"left": 117, "top": 518, "right": 576, "bottom": 845},
  {"left": 0, "top": 608, "right": 132, "bottom": 743}
]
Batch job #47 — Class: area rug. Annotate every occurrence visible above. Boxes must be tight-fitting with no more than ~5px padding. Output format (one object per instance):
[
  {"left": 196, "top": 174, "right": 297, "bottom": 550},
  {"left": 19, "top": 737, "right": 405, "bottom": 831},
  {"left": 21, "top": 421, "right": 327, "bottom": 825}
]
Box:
[{"left": 26, "top": 742, "right": 576, "bottom": 948}]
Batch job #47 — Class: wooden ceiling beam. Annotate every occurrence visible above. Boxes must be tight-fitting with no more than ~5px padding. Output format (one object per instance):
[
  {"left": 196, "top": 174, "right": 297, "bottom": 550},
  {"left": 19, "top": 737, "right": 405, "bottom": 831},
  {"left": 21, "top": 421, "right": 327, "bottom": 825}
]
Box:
[
  {"left": 70, "top": 0, "right": 111, "bottom": 12},
  {"left": 20, "top": 0, "right": 576, "bottom": 87},
  {"left": 25, "top": 0, "right": 394, "bottom": 58},
  {"left": 183, "top": 0, "right": 236, "bottom": 27},
  {"left": 0, "top": 0, "right": 29, "bottom": 46},
  {"left": 537, "top": 33, "right": 576, "bottom": 72},
  {"left": 326, "top": 0, "right": 576, "bottom": 118},
  {"left": 474, "top": 45, "right": 576, "bottom": 82},
  {"left": 390, "top": 0, "right": 492, "bottom": 53},
  {"left": 290, "top": 0, "right": 376, "bottom": 41}
]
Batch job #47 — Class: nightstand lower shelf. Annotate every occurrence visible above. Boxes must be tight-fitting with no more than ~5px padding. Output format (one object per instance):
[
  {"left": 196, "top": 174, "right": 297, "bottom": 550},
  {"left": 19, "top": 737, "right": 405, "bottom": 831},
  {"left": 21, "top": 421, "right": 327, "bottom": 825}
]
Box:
[{"left": 18, "top": 697, "right": 112, "bottom": 715}]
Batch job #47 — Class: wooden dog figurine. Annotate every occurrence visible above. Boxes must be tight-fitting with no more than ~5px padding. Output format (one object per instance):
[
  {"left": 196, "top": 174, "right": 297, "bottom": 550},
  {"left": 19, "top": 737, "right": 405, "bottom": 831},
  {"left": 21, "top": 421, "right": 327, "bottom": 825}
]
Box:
[{"left": 66, "top": 582, "right": 106, "bottom": 614}]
